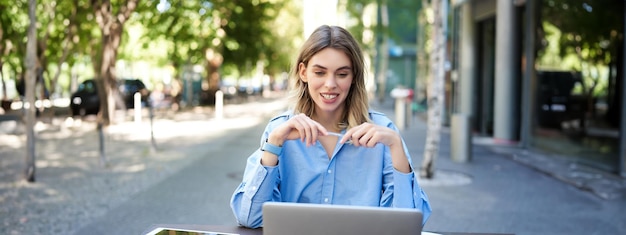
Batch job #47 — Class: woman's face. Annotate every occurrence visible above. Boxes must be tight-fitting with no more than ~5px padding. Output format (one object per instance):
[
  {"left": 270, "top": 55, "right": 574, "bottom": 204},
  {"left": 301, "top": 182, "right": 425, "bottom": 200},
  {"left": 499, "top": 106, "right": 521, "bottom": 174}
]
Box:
[{"left": 299, "top": 48, "right": 353, "bottom": 115}]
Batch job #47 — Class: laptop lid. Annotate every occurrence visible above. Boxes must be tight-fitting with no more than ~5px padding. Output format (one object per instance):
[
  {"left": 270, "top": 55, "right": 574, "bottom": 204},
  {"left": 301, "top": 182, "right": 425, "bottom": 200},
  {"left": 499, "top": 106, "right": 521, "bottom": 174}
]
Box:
[{"left": 262, "top": 202, "right": 423, "bottom": 235}]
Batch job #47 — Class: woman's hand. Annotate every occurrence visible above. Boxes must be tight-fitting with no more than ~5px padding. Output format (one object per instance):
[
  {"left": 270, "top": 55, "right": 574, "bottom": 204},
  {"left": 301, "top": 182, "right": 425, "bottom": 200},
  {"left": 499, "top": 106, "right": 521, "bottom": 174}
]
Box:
[
  {"left": 340, "top": 123, "right": 402, "bottom": 148},
  {"left": 341, "top": 123, "right": 411, "bottom": 173},
  {"left": 262, "top": 114, "right": 328, "bottom": 166},
  {"left": 268, "top": 113, "right": 328, "bottom": 147}
]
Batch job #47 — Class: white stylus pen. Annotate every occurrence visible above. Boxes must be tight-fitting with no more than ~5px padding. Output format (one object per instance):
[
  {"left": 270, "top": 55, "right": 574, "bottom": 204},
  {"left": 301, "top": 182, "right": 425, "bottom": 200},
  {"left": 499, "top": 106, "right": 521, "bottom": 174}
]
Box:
[{"left": 327, "top": 132, "right": 353, "bottom": 145}]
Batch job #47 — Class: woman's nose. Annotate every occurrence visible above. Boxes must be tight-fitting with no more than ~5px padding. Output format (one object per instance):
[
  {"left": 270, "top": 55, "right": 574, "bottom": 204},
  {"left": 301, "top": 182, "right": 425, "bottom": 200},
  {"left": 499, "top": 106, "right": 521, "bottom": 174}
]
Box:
[{"left": 324, "top": 76, "right": 337, "bottom": 87}]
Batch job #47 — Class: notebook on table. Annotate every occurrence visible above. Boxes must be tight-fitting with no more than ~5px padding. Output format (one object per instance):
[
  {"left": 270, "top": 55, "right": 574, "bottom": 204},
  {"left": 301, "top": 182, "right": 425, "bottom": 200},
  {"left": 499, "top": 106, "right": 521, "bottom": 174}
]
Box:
[{"left": 262, "top": 202, "right": 423, "bottom": 235}]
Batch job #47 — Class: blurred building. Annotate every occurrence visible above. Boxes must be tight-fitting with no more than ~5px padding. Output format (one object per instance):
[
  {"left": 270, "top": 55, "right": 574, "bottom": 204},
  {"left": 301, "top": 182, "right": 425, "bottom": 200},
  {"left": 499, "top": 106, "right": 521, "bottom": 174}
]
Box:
[
  {"left": 300, "top": 0, "right": 626, "bottom": 177},
  {"left": 447, "top": 0, "right": 625, "bottom": 177}
]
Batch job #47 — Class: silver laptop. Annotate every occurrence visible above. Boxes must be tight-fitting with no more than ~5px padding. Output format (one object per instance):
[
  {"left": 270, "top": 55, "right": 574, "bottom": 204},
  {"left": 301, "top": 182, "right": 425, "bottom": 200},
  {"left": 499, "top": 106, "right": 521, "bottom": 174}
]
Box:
[{"left": 262, "top": 202, "right": 423, "bottom": 235}]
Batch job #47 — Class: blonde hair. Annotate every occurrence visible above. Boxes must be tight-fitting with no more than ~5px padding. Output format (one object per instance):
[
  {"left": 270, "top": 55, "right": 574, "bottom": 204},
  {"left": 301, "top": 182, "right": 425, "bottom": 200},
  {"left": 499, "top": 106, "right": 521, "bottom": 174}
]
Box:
[{"left": 288, "top": 25, "right": 370, "bottom": 130}]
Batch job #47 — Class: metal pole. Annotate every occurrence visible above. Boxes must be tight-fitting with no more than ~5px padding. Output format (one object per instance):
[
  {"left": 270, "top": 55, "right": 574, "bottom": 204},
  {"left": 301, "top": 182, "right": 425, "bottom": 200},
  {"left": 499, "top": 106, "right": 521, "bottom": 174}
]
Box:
[
  {"left": 134, "top": 92, "right": 141, "bottom": 123},
  {"left": 520, "top": 0, "right": 537, "bottom": 148},
  {"left": 149, "top": 102, "right": 157, "bottom": 152},
  {"left": 215, "top": 90, "right": 224, "bottom": 119},
  {"left": 98, "top": 122, "right": 107, "bottom": 167}
]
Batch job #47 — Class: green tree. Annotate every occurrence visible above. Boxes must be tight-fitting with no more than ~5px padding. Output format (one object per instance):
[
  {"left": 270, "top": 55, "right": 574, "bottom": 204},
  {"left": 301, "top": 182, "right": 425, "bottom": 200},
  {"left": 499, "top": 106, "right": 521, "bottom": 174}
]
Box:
[
  {"left": 138, "top": 0, "right": 295, "bottom": 104},
  {"left": 91, "top": 0, "right": 140, "bottom": 126},
  {"left": 1, "top": 0, "right": 96, "bottom": 179},
  {"left": 0, "top": 1, "right": 29, "bottom": 101},
  {"left": 0, "top": 0, "right": 96, "bottom": 106},
  {"left": 43, "top": 0, "right": 96, "bottom": 97},
  {"left": 0, "top": 2, "right": 14, "bottom": 102},
  {"left": 256, "top": 0, "right": 302, "bottom": 77}
]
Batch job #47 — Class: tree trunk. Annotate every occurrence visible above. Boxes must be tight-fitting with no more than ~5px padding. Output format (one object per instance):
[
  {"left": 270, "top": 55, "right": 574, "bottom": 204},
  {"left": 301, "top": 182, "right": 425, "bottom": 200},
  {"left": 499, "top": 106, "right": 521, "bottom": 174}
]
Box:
[
  {"left": 205, "top": 48, "right": 223, "bottom": 105},
  {"left": 92, "top": 0, "right": 139, "bottom": 166},
  {"left": 420, "top": 0, "right": 447, "bottom": 179},
  {"left": 92, "top": 0, "right": 139, "bottom": 125},
  {"left": 97, "top": 29, "right": 121, "bottom": 126},
  {"left": 23, "top": 0, "right": 38, "bottom": 182}
]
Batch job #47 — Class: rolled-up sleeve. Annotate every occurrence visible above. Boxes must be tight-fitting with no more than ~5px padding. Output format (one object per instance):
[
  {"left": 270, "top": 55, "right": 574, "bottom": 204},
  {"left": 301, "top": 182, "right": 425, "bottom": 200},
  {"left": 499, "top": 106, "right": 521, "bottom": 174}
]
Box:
[
  {"left": 230, "top": 151, "right": 281, "bottom": 228},
  {"left": 412, "top": 175, "right": 432, "bottom": 225},
  {"left": 391, "top": 169, "right": 431, "bottom": 225},
  {"left": 391, "top": 170, "right": 414, "bottom": 207},
  {"left": 231, "top": 113, "right": 290, "bottom": 228},
  {"left": 378, "top": 112, "right": 432, "bottom": 225}
]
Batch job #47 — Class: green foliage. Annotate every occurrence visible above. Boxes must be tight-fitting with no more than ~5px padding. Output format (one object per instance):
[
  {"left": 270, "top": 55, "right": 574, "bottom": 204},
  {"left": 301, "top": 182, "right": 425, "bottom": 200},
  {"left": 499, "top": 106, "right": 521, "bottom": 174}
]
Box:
[
  {"left": 0, "top": 1, "right": 28, "bottom": 74},
  {"left": 136, "top": 0, "right": 300, "bottom": 79},
  {"left": 261, "top": 0, "right": 303, "bottom": 76},
  {"left": 344, "top": 0, "right": 370, "bottom": 49},
  {"left": 136, "top": 0, "right": 218, "bottom": 69},
  {"left": 1, "top": 0, "right": 98, "bottom": 86},
  {"left": 1, "top": 0, "right": 302, "bottom": 96},
  {"left": 218, "top": 0, "right": 275, "bottom": 69}
]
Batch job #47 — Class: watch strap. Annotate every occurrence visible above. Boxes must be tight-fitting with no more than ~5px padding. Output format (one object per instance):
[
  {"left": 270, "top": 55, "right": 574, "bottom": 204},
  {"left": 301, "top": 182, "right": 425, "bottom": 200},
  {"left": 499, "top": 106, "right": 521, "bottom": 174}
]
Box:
[{"left": 261, "top": 139, "right": 282, "bottom": 156}]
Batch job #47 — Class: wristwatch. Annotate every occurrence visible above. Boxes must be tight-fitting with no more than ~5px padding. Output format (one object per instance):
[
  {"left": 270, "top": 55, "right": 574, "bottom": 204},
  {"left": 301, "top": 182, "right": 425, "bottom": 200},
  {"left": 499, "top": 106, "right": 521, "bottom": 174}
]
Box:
[{"left": 261, "top": 139, "right": 283, "bottom": 156}]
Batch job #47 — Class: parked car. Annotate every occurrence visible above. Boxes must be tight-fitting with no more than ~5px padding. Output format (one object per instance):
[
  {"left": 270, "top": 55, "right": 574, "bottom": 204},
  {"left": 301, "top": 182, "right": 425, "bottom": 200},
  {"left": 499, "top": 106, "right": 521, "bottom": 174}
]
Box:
[{"left": 70, "top": 78, "right": 150, "bottom": 116}]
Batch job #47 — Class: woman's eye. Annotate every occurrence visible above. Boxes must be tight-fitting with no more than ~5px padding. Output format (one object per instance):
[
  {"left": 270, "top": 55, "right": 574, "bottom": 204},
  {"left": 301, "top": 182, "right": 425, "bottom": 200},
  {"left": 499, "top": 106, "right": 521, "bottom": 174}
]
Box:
[
  {"left": 337, "top": 73, "right": 349, "bottom": 78},
  {"left": 314, "top": 71, "right": 325, "bottom": 76}
]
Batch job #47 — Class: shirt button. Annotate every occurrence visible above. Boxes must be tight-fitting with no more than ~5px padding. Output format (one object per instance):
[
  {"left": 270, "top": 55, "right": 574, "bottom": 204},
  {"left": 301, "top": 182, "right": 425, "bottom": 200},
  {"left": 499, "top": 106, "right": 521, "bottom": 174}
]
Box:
[
  {"left": 252, "top": 186, "right": 257, "bottom": 191},
  {"left": 324, "top": 198, "right": 329, "bottom": 203},
  {"left": 327, "top": 170, "right": 332, "bottom": 174}
]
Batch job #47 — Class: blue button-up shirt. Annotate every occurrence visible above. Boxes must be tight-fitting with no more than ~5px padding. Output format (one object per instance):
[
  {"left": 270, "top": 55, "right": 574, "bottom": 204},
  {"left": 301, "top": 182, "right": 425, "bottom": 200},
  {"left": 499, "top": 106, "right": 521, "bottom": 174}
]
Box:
[{"left": 230, "top": 110, "right": 432, "bottom": 228}]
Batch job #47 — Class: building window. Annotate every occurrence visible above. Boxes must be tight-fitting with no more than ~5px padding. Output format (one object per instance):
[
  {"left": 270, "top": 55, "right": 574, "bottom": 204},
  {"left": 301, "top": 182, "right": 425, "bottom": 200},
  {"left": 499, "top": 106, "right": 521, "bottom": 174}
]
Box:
[{"left": 533, "top": 0, "right": 624, "bottom": 172}]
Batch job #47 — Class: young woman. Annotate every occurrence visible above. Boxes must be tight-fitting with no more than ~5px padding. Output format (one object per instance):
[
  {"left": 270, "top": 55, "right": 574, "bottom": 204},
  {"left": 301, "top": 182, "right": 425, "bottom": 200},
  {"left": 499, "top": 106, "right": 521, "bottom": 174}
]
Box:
[{"left": 230, "top": 25, "right": 431, "bottom": 229}]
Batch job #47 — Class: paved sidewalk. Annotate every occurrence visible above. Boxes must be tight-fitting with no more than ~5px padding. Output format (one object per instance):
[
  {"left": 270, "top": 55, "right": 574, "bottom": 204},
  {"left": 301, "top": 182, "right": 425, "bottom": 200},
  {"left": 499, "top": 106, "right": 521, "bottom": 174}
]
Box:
[
  {"left": 373, "top": 99, "right": 626, "bottom": 198},
  {"left": 1, "top": 94, "right": 625, "bottom": 235},
  {"left": 0, "top": 94, "right": 289, "bottom": 235}
]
